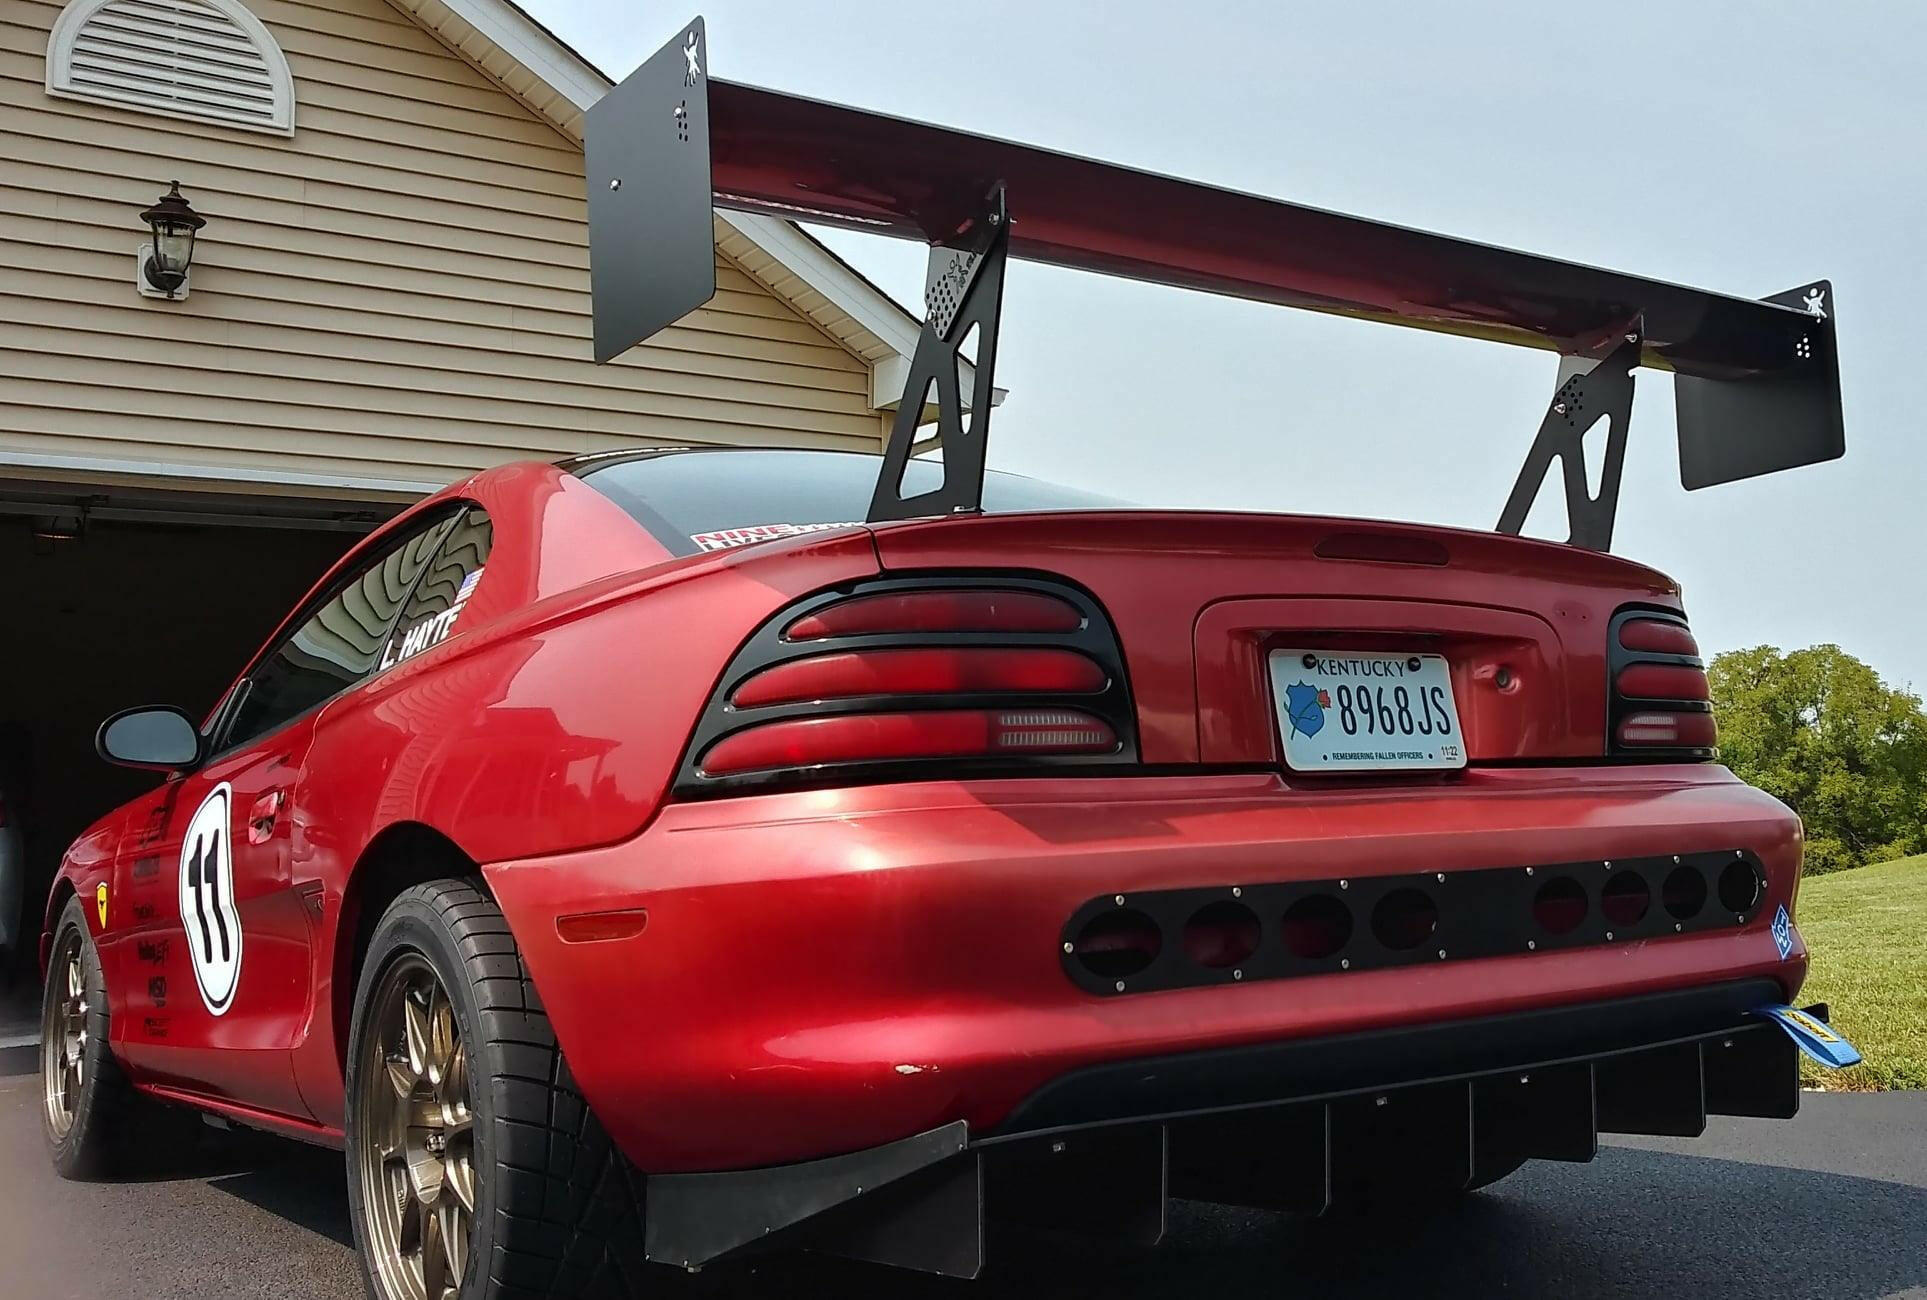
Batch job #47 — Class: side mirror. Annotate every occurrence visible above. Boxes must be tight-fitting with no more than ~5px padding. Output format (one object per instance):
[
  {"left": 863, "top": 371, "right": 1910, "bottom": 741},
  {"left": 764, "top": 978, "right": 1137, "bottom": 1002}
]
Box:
[{"left": 96, "top": 706, "right": 203, "bottom": 772}]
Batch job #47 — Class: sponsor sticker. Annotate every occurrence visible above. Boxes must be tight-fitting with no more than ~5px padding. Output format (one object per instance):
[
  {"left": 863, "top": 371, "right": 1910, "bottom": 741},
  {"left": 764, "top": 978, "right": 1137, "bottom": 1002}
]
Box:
[
  {"left": 1771, "top": 903, "right": 1794, "bottom": 960},
  {"left": 690, "top": 521, "right": 863, "bottom": 552},
  {"left": 379, "top": 572, "right": 483, "bottom": 672}
]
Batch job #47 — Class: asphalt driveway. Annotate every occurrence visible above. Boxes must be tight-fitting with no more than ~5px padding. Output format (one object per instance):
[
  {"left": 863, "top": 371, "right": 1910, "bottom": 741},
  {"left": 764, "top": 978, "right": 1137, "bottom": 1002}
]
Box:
[{"left": 1, "top": 1064, "right": 1921, "bottom": 1299}]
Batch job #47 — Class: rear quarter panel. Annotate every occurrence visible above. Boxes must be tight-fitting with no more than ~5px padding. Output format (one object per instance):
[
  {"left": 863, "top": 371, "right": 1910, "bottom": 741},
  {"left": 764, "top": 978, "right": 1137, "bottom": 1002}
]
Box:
[{"left": 291, "top": 512, "right": 880, "bottom": 1126}]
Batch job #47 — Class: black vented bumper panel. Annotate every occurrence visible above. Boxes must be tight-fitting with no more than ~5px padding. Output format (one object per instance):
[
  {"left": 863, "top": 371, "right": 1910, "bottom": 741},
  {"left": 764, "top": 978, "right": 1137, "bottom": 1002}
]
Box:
[{"left": 1061, "top": 849, "right": 1767, "bottom": 996}]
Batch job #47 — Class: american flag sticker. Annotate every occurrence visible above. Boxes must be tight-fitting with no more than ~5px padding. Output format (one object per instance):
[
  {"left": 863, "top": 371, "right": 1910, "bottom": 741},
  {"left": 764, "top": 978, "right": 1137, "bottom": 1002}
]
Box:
[{"left": 457, "top": 567, "right": 485, "bottom": 600}]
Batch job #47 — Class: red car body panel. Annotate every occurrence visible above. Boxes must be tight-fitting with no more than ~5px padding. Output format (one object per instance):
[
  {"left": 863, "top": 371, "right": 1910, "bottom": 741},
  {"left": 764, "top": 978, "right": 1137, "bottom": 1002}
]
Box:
[
  {"left": 48, "top": 456, "right": 1809, "bottom": 1172},
  {"left": 485, "top": 765, "right": 1803, "bottom": 1171}
]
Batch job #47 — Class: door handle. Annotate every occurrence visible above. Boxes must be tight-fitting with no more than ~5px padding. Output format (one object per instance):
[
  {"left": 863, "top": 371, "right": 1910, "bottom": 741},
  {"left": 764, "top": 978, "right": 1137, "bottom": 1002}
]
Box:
[{"left": 247, "top": 789, "right": 285, "bottom": 845}]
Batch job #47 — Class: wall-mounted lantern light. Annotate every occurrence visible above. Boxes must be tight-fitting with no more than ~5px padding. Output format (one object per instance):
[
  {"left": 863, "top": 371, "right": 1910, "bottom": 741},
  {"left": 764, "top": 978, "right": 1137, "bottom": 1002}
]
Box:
[{"left": 136, "top": 181, "right": 205, "bottom": 301}]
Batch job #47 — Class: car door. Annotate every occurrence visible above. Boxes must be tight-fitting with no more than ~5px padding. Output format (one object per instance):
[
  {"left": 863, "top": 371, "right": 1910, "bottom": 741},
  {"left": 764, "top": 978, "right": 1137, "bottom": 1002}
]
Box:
[{"left": 109, "top": 510, "right": 460, "bottom": 1118}]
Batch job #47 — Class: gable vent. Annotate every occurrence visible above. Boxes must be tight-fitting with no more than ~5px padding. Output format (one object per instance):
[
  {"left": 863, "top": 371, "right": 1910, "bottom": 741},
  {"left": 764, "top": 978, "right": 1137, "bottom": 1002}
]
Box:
[{"left": 46, "top": 0, "right": 295, "bottom": 136}]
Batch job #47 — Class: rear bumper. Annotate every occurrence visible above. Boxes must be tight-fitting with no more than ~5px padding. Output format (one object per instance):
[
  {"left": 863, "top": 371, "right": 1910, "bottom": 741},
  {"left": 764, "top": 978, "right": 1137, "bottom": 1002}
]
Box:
[{"left": 481, "top": 764, "right": 1806, "bottom": 1172}]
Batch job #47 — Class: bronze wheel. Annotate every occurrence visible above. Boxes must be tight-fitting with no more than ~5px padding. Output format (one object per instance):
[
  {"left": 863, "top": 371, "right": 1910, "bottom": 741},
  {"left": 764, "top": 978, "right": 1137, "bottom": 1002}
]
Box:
[
  {"left": 355, "top": 952, "right": 476, "bottom": 1300},
  {"left": 41, "top": 897, "right": 142, "bottom": 1180},
  {"left": 41, "top": 926, "right": 86, "bottom": 1140},
  {"left": 345, "top": 880, "right": 648, "bottom": 1299}
]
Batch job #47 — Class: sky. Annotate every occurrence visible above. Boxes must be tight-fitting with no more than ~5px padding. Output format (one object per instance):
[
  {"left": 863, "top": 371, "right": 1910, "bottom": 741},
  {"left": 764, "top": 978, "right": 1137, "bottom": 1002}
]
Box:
[{"left": 525, "top": 0, "right": 1926, "bottom": 688}]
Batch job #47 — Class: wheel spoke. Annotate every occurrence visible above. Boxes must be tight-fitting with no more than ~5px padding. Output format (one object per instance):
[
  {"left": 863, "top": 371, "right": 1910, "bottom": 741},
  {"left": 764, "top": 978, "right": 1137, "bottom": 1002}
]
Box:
[
  {"left": 390, "top": 1101, "right": 417, "bottom": 1161},
  {"left": 438, "top": 1195, "right": 468, "bottom": 1288},
  {"left": 384, "top": 1050, "right": 419, "bottom": 1103},
  {"left": 444, "top": 1146, "right": 476, "bottom": 1215},
  {"left": 426, "top": 984, "right": 456, "bottom": 1088},
  {"left": 419, "top": 1195, "right": 447, "bottom": 1299},
  {"left": 403, "top": 987, "right": 432, "bottom": 1082},
  {"left": 390, "top": 1159, "right": 420, "bottom": 1251},
  {"left": 67, "top": 958, "right": 80, "bottom": 999},
  {"left": 438, "top": 1040, "right": 471, "bottom": 1134}
]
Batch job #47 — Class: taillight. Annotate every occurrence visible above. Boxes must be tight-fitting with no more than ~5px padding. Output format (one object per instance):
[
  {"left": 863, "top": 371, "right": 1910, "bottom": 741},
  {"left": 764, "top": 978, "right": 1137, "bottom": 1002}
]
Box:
[
  {"left": 731, "top": 647, "right": 1106, "bottom": 708},
  {"left": 1617, "top": 710, "right": 1718, "bottom": 748},
  {"left": 1618, "top": 618, "right": 1700, "bottom": 657},
  {"left": 679, "top": 577, "right": 1136, "bottom": 792},
  {"left": 1614, "top": 663, "right": 1710, "bottom": 702},
  {"left": 1609, "top": 608, "right": 1715, "bottom": 759},
  {"left": 700, "top": 710, "right": 1119, "bottom": 775}
]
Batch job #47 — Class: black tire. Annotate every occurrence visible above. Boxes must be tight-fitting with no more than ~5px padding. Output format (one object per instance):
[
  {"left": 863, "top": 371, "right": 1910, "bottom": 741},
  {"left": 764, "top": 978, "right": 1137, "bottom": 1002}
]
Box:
[
  {"left": 344, "top": 879, "right": 650, "bottom": 1300},
  {"left": 41, "top": 895, "right": 139, "bottom": 1179}
]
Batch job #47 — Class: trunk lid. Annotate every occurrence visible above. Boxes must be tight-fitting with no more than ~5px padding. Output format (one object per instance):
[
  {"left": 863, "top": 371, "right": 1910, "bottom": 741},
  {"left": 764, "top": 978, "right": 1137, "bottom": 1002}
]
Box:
[{"left": 867, "top": 511, "right": 1682, "bottom": 766}]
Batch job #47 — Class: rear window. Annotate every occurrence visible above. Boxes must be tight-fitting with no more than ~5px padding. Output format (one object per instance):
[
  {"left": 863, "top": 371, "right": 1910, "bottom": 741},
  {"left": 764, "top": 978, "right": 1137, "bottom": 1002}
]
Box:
[{"left": 569, "top": 450, "right": 1126, "bottom": 555}]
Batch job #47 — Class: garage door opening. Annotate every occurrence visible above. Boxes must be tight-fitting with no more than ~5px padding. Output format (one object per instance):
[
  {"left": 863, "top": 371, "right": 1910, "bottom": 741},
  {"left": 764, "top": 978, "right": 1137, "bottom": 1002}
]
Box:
[{"left": 0, "top": 483, "right": 396, "bottom": 975}]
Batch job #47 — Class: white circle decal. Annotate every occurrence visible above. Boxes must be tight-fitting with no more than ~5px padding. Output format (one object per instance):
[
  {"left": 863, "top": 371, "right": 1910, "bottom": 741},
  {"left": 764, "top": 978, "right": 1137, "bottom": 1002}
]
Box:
[{"left": 178, "top": 783, "right": 243, "bottom": 1015}]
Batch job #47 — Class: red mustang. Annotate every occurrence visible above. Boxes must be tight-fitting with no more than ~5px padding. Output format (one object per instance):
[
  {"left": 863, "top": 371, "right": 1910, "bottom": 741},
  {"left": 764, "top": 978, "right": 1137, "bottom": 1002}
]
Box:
[{"left": 42, "top": 17, "right": 1852, "bottom": 1300}]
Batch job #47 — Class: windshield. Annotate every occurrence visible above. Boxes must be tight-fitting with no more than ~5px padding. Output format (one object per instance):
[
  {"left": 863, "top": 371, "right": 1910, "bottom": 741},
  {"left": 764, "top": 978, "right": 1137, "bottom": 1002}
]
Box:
[{"left": 568, "top": 449, "right": 1128, "bottom": 555}]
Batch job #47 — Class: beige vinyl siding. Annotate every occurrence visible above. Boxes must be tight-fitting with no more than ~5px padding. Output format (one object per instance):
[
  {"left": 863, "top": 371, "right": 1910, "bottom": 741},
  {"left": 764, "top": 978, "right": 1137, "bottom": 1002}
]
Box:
[{"left": 0, "top": 0, "right": 881, "bottom": 493}]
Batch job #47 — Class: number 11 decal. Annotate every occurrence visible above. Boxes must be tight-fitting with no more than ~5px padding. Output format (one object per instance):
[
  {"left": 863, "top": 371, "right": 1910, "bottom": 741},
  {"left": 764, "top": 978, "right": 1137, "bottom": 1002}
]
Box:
[{"left": 178, "top": 783, "right": 243, "bottom": 1015}]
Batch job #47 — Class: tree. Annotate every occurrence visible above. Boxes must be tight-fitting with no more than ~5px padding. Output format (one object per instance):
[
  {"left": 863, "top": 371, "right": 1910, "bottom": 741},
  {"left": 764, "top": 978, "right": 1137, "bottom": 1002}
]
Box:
[{"left": 1709, "top": 645, "right": 1927, "bottom": 874}]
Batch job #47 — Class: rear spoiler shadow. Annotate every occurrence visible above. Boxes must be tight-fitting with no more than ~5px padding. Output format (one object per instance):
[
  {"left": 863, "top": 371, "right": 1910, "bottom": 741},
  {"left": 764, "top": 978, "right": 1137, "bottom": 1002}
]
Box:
[{"left": 585, "top": 17, "right": 1842, "bottom": 551}]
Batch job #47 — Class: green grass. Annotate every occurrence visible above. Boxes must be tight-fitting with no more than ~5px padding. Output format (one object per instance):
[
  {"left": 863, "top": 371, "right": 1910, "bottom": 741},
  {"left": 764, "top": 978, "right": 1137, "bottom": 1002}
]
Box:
[{"left": 1794, "top": 854, "right": 1927, "bottom": 1091}]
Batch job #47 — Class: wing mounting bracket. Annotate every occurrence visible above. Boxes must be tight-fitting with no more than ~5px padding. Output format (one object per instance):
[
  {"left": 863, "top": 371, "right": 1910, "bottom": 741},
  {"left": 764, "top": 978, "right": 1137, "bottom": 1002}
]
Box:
[
  {"left": 1496, "top": 330, "right": 1641, "bottom": 552},
  {"left": 866, "top": 187, "right": 1011, "bottom": 523}
]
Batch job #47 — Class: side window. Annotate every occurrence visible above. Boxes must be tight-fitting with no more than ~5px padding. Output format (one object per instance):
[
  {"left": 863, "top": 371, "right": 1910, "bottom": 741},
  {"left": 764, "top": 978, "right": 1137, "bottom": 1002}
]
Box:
[
  {"left": 223, "top": 513, "right": 460, "bottom": 750},
  {"left": 379, "top": 509, "right": 494, "bottom": 670}
]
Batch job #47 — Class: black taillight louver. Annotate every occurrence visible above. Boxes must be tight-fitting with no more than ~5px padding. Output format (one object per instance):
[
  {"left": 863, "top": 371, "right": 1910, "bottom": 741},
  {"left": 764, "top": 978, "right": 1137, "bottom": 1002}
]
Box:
[
  {"left": 1608, "top": 607, "right": 1716, "bottom": 759},
  {"left": 675, "top": 575, "right": 1138, "bottom": 795}
]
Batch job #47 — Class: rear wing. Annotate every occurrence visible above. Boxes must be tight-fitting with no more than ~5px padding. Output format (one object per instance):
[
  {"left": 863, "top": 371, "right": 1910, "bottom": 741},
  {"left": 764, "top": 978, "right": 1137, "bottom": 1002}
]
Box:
[{"left": 586, "top": 17, "right": 1843, "bottom": 551}]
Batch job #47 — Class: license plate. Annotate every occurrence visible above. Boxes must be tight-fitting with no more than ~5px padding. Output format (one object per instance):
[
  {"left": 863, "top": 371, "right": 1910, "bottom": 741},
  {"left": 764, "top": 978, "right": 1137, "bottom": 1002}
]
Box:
[{"left": 1267, "top": 650, "right": 1466, "bottom": 772}]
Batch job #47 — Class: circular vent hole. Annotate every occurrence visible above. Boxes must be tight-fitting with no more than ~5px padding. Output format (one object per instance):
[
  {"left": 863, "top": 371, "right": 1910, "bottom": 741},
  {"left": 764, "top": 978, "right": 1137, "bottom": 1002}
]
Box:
[
  {"left": 1182, "top": 900, "right": 1261, "bottom": 969},
  {"left": 1370, "top": 888, "right": 1438, "bottom": 951},
  {"left": 1070, "top": 908, "right": 1162, "bottom": 979},
  {"left": 1532, "top": 877, "right": 1588, "bottom": 935},
  {"left": 1601, "top": 872, "right": 1652, "bottom": 926},
  {"left": 1719, "top": 860, "right": 1763, "bottom": 915},
  {"left": 1663, "top": 866, "right": 1708, "bottom": 920},
  {"left": 1281, "top": 894, "right": 1353, "bottom": 959}
]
